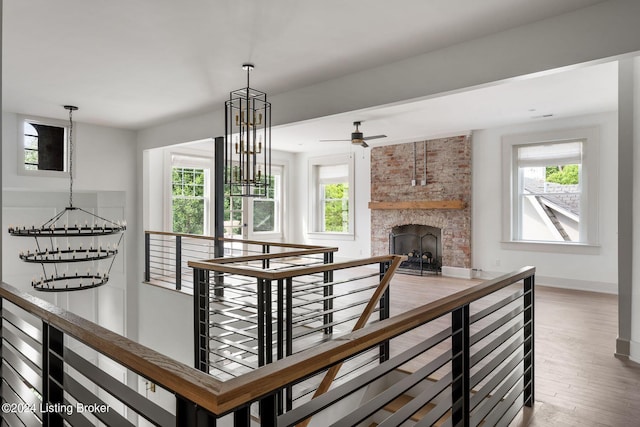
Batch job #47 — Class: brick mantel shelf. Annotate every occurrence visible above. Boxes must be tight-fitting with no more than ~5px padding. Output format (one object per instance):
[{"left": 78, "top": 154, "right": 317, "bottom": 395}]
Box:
[{"left": 368, "top": 200, "right": 466, "bottom": 210}]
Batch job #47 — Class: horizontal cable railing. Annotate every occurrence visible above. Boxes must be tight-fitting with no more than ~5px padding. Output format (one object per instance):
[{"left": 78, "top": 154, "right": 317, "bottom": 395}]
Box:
[
  {"left": 2, "top": 265, "right": 534, "bottom": 426},
  {"left": 188, "top": 254, "right": 401, "bottom": 405},
  {"left": 0, "top": 281, "right": 225, "bottom": 426},
  {"left": 144, "top": 231, "right": 338, "bottom": 293},
  {"left": 208, "top": 265, "right": 536, "bottom": 426}
]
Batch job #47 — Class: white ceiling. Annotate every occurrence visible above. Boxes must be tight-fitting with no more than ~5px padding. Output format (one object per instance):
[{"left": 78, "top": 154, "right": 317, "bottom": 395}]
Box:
[
  {"left": 3, "top": 0, "right": 615, "bottom": 151},
  {"left": 273, "top": 61, "right": 618, "bottom": 152}
]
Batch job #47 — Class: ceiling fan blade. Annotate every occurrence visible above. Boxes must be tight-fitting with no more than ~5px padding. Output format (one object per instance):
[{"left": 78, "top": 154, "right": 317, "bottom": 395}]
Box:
[
  {"left": 361, "top": 141, "right": 369, "bottom": 148},
  {"left": 363, "top": 134, "right": 387, "bottom": 141},
  {"left": 319, "top": 139, "right": 351, "bottom": 142}
]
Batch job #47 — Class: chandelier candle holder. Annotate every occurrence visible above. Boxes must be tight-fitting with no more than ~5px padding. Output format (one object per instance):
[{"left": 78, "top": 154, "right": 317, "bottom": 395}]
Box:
[
  {"left": 7, "top": 106, "right": 126, "bottom": 292},
  {"left": 224, "top": 63, "right": 271, "bottom": 197}
]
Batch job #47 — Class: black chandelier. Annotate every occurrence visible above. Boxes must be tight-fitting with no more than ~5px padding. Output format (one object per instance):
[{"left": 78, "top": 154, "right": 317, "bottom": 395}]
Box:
[
  {"left": 224, "top": 64, "right": 271, "bottom": 197},
  {"left": 8, "top": 106, "right": 126, "bottom": 292}
]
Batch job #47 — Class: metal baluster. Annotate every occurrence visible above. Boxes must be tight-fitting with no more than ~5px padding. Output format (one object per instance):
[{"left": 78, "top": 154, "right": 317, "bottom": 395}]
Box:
[
  {"left": 176, "top": 235, "right": 182, "bottom": 291},
  {"left": 43, "top": 323, "right": 64, "bottom": 427},
  {"left": 524, "top": 274, "right": 535, "bottom": 407},
  {"left": 193, "top": 268, "right": 210, "bottom": 372},
  {"left": 451, "top": 305, "right": 470, "bottom": 427},
  {"left": 379, "top": 261, "right": 391, "bottom": 363}
]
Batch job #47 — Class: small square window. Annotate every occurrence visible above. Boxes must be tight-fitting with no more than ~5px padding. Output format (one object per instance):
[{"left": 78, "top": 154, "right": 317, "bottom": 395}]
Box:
[{"left": 19, "top": 116, "right": 69, "bottom": 176}]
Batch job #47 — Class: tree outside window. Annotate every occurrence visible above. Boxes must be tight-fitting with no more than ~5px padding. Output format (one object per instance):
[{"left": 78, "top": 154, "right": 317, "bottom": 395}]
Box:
[
  {"left": 321, "top": 183, "right": 349, "bottom": 232},
  {"left": 172, "top": 167, "right": 207, "bottom": 235},
  {"left": 313, "top": 161, "right": 352, "bottom": 234},
  {"left": 515, "top": 141, "right": 583, "bottom": 242}
]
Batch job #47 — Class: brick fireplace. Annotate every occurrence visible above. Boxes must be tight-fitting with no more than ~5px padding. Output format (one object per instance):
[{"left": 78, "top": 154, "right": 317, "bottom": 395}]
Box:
[{"left": 370, "top": 135, "right": 471, "bottom": 272}]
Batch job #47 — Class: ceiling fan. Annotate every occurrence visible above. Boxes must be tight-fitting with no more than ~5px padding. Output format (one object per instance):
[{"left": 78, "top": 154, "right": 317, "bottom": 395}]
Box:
[{"left": 320, "top": 121, "right": 387, "bottom": 147}]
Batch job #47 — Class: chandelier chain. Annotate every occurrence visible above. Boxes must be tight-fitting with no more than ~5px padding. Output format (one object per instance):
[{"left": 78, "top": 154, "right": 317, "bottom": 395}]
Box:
[{"left": 68, "top": 107, "right": 74, "bottom": 207}]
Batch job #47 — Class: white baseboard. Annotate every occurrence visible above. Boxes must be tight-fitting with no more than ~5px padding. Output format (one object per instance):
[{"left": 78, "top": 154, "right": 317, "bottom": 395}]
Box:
[
  {"left": 467, "top": 269, "right": 617, "bottom": 294},
  {"left": 441, "top": 266, "right": 473, "bottom": 279},
  {"left": 536, "top": 275, "right": 617, "bottom": 294},
  {"left": 630, "top": 340, "right": 640, "bottom": 365}
]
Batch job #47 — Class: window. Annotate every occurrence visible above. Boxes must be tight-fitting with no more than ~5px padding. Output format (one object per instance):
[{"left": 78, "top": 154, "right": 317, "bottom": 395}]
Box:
[
  {"left": 503, "top": 127, "right": 599, "bottom": 246},
  {"left": 170, "top": 154, "right": 210, "bottom": 235},
  {"left": 223, "top": 164, "right": 284, "bottom": 239},
  {"left": 20, "top": 116, "right": 68, "bottom": 175},
  {"left": 251, "top": 166, "right": 283, "bottom": 235},
  {"left": 310, "top": 155, "right": 355, "bottom": 235}
]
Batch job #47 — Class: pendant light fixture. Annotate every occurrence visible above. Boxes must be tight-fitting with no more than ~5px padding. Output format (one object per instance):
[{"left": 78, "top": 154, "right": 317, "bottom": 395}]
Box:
[
  {"left": 224, "top": 63, "right": 271, "bottom": 197},
  {"left": 8, "top": 106, "right": 126, "bottom": 292}
]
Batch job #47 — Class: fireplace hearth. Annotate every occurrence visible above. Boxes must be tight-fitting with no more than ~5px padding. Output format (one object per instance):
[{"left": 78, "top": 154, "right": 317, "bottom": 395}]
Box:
[{"left": 390, "top": 224, "right": 442, "bottom": 275}]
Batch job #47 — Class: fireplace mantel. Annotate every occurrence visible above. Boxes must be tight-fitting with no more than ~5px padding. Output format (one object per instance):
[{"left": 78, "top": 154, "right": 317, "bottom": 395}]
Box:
[{"left": 368, "top": 200, "right": 466, "bottom": 210}]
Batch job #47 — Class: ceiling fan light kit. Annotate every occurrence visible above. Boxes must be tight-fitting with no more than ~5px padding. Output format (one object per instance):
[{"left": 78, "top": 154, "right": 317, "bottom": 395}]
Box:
[{"left": 320, "top": 121, "right": 387, "bottom": 148}]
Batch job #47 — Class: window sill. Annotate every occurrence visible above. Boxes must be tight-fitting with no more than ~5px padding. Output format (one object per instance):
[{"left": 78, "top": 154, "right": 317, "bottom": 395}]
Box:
[
  {"left": 307, "top": 231, "right": 355, "bottom": 241},
  {"left": 501, "top": 240, "right": 600, "bottom": 255}
]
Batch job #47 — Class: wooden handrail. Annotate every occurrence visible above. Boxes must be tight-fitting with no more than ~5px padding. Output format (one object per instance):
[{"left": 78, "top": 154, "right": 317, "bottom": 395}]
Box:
[
  {"left": 0, "top": 282, "right": 225, "bottom": 412},
  {"left": 194, "top": 247, "right": 339, "bottom": 265},
  {"left": 212, "top": 266, "right": 535, "bottom": 413},
  {"left": 0, "top": 266, "right": 534, "bottom": 416},
  {"left": 297, "top": 255, "right": 403, "bottom": 427},
  {"left": 145, "top": 230, "right": 339, "bottom": 251},
  {"left": 189, "top": 255, "right": 400, "bottom": 280}
]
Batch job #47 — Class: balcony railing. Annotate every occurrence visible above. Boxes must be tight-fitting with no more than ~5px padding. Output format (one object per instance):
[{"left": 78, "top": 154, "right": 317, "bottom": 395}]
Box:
[
  {"left": 189, "top": 253, "right": 402, "bottom": 404},
  {"left": 144, "top": 231, "right": 338, "bottom": 292},
  {"left": 1, "top": 263, "right": 534, "bottom": 426}
]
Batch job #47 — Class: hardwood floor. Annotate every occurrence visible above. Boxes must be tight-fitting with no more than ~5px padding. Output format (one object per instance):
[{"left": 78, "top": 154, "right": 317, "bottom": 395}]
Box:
[{"left": 387, "top": 272, "right": 640, "bottom": 426}]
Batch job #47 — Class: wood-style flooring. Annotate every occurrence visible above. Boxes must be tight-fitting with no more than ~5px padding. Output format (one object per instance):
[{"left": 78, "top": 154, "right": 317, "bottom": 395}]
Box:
[{"left": 387, "top": 272, "right": 640, "bottom": 426}]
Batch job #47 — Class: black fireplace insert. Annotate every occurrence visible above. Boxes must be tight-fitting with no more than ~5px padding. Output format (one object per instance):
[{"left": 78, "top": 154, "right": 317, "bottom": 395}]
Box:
[{"left": 389, "top": 224, "right": 442, "bottom": 275}]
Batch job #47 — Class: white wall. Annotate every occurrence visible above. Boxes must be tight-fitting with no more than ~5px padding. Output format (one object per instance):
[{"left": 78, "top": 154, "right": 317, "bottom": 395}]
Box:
[
  {"left": 630, "top": 56, "right": 640, "bottom": 363},
  {"left": 472, "top": 112, "right": 618, "bottom": 293},
  {"left": 1, "top": 112, "right": 139, "bottom": 336}
]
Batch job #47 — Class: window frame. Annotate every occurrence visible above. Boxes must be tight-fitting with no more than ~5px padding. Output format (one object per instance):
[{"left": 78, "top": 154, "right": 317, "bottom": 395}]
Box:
[
  {"left": 308, "top": 154, "right": 355, "bottom": 238},
  {"left": 17, "top": 114, "right": 71, "bottom": 178},
  {"left": 166, "top": 152, "right": 212, "bottom": 236},
  {"left": 248, "top": 164, "right": 284, "bottom": 239},
  {"left": 502, "top": 126, "right": 600, "bottom": 249}
]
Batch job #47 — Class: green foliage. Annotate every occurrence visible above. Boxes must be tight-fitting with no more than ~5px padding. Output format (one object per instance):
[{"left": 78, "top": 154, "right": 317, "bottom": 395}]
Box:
[
  {"left": 172, "top": 167, "right": 206, "bottom": 234},
  {"left": 172, "top": 199, "right": 204, "bottom": 235},
  {"left": 323, "top": 183, "right": 349, "bottom": 232},
  {"left": 546, "top": 164, "right": 579, "bottom": 185}
]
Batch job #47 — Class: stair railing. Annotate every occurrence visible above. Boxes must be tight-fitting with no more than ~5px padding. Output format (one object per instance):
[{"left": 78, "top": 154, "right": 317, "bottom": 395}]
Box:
[
  {"left": 188, "top": 254, "right": 402, "bottom": 392},
  {"left": 1, "top": 265, "right": 534, "bottom": 426}
]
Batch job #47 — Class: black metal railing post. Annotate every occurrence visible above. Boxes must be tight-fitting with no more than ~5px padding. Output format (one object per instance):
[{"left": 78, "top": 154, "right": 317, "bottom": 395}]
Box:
[
  {"left": 277, "top": 279, "right": 285, "bottom": 361},
  {"left": 214, "top": 136, "right": 225, "bottom": 297},
  {"left": 286, "top": 277, "right": 294, "bottom": 411},
  {"left": 451, "top": 305, "right": 470, "bottom": 427},
  {"left": 144, "top": 232, "right": 150, "bottom": 282},
  {"left": 323, "top": 252, "right": 334, "bottom": 334},
  {"left": 258, "top": 278, "right": 266, "bottom": 367},
  {"left": 43, "top": 323, "right": 64, "bottom": 427},
  {"left": 524, "top": 274, "right": 535, "bottom": 407},
  {"left": 260, "top": 394, "right": 278, "bottom": 426},
  {"left": 193, "top": 268, "right": 210, "bottom": 372},
  {"left": 176, "top": 396, "right": 217, "bottom": 426},
  {"left": 176, "top": 235, "right": 182, "bottom": 291},
  {"left": 262, "top": 244, "right": 270, "bottom": 269},
  {"left": 234, "top": 407, "right": 250, "bottom": 427},
  {"left": 265, "top": 279, "right": 273, "bottom": 365},
  {"left": 379, "top": 261, "right": 391, "bottom": 363}
]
